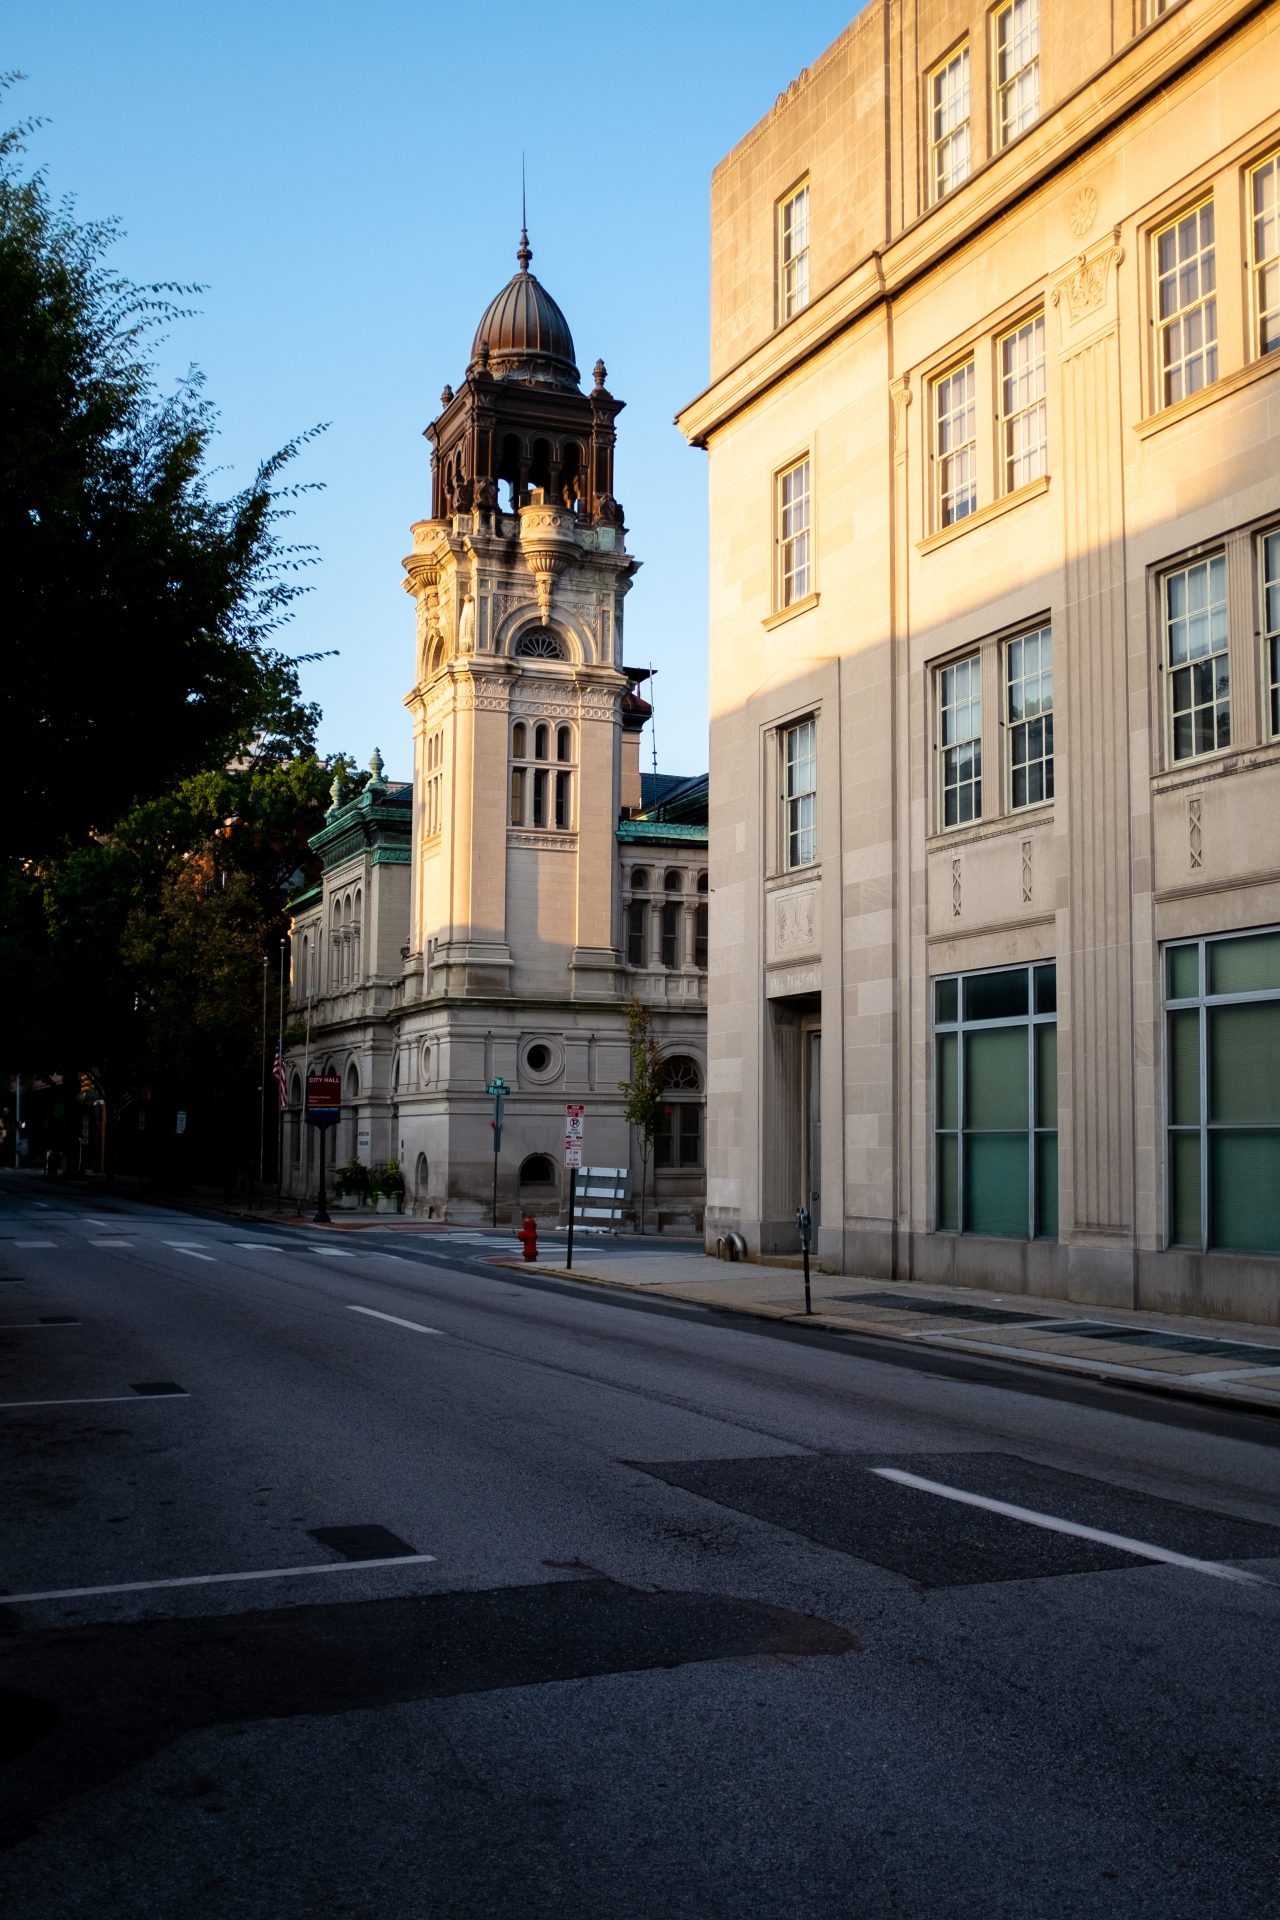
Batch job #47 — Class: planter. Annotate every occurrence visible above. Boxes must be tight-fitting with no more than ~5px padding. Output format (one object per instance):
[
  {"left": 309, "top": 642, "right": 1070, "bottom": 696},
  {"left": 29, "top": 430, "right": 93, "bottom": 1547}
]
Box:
[
  {"left": 336, "top": 1193, "right": 359, "bottom": 1211},
  {"left": 374, "top": 1193, "right": 402, "bottom": 1215}
]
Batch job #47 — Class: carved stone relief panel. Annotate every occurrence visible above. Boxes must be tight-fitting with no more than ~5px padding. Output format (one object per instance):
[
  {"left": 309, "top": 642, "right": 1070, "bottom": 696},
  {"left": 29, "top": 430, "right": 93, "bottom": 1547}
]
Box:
[{"left": 766, "top": 883, "right": 819, "bottom": 964}]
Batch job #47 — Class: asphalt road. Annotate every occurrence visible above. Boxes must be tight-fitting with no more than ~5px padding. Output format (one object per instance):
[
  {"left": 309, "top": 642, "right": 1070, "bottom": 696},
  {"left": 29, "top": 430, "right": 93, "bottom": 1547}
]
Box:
[{"left": 1, "top": 1175, "right": 1278, "bottom": 1919}]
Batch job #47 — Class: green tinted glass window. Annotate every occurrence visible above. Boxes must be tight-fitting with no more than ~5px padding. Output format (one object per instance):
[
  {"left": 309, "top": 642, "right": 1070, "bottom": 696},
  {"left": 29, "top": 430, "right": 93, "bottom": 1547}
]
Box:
[
  {"left": 1033, "top": 964, "right": 1057, "bottom": 1014},
  {"left": 966, "top": 1027, "right": 1028, "bottom": 1129},
  {"left": 1035, "top": 1025, "right": 1057, "bottom": 1129},
  {"left": 1035, "top": 1133, "right": 1058, "bottom": 1240},
  {"left": 1168, "top": 1009, "right": 1201, "bottom": 1126},
  {"left": 936, "top": 1134, "right": 959, "bottom": 1231},
  {"left": 935, "top": 977, "right": 958, "bottom": 1024},
  {"left": 1169, "top": 1132, "right": 1201, "bottom": 1247},
  {"left": 1209, "top": 1131, "right": 1280, "bottom": 1252},
  {"left": 965, "top": 1134, "right": 1029, "bottom": 1237},
  {"left": 964, "top": 968, "right": 1029, "bottom": 1022},
  {"left": 1166, "top": 944, "right": 1200, "bottom": 1000},
  {"left": 1208, "top": 1003, "right": 1280, "bottom": 1124},
  {"left": 936, "top": 1032, "right": 958, "bottom": 1130},
  {"left": 1207, "top": 931, "right": 1280, "bottom": 996}
]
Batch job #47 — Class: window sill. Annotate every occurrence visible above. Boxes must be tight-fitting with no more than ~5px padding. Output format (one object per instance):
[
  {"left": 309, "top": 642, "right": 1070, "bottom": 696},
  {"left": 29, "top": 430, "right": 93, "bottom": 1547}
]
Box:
[
  {"left": 763, "top": 591, "right": 820, "bottom": 631},
  {"left": 917, "top": 475, "right": 1050, "bottom": 555},
  {"left": 1152, "top": 737, "right": 1280, "bottom": 793},
  {"left": 926, "top": 808, "right": 1054, "bottom": 851},
  {"left": 765, "top": 863, "right": 821, "bottom": 890},
  {"left": 1135, "top": 353, "right": 1279, "bottom": 441}
]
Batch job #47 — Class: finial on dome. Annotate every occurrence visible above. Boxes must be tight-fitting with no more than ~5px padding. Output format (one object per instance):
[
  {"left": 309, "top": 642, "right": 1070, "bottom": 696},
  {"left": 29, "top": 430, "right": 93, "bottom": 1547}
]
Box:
[
  {"left": 593, "top": 359, "right": 607, "bottom": 390},
  {"left": 517, "top": 225, "right": 532, "bottom": 271}
]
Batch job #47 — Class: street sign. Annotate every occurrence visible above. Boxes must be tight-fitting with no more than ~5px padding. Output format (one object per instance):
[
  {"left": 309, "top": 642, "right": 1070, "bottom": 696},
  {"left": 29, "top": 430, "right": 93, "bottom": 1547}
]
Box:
[
  {"left": 305, "top": 1074, "right": 342, "bottom": 1128},
  {"left": 564, "top": 1102, "right": 585, "bottom": 1169}
]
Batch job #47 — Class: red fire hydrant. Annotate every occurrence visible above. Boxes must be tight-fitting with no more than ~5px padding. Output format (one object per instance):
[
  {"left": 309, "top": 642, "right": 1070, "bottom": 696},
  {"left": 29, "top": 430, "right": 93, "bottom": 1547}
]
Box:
[{"left": 515, "top": 1214, "right": 538, "bottom": 1262}]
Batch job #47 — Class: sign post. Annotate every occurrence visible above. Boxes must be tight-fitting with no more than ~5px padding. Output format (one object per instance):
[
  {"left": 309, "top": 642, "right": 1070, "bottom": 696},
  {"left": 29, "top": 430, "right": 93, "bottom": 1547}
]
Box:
[
  {"left": 563, "top": 1103, "right": 585, "bottom": 1270},
  {"left": 795, "top": 1204, "right": 813, "bottom": 1315},
  {"left": 485, "top": 1076, "right": 509, "bottom": 1227},
  {"left": 306, "top": 1074, "right": 342, "bottom": 1225}
]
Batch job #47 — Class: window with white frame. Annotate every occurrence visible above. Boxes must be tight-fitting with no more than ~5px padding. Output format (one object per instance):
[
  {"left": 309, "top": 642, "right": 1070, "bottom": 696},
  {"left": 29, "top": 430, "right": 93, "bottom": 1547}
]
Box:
[
  {"left": 655, "top": 1056, "right": 704, "bottom": 1170},
  {"left": 1262, "top": 528, "right": 1280, "bottom": 739},
  {"left": 929, "top": 46, "right": 971, "bottom": 203},
  {"left": 777, "top": 183, "right": 810, "bottom": 324},
  {"left": 993, "top": 0, "right": 1039, "bottom": 150},
  {"left": 933, "top": 360, "right": 977, "bottom": 528},
  {"left": 510, "top": 717, "right": 574, "bottom": 829},
  {"left": 998, "top": 313, "right": 1046, "bottom": 492},
  {"left": 1249, "top": 150, "right": 1280, "bottom": 359},
  {"left": 776, "top": 458, "right": 812, "bottom": 607},
  {"left": 938, "top": 655, "right": 982, "bottom": 827},
  {"left": 783, "top": 718, "right": 817, "bottom": 870},
  {"left": 1007, "top": 626, "right": 1053, "bottom": 808},
  {"left": 1155, "top": 202, "right": 1218, "bottom": 407},
  {"left": 1164, "top": 552, "right": 1229, "bottom": 762}
]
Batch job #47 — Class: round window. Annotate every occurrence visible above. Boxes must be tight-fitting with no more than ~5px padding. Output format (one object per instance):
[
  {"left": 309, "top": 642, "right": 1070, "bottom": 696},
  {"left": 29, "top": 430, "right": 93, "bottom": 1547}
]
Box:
[{"left": 526, "top": 1043, "right": 551, "bottom": 1073}]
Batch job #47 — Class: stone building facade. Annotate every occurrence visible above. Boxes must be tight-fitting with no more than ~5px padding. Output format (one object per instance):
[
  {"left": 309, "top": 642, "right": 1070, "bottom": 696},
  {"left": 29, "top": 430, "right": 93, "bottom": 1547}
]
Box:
[
  {"left": 285, "top": 234, "right": 708, "bottom": 1225},
  {"left": 679, "top": 0, "right": 1280, "bottom": 1320}
]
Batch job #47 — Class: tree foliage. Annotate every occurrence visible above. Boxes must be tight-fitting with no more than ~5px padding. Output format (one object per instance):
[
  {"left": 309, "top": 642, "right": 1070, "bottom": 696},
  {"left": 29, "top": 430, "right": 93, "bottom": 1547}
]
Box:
[
  {"left": 619, "top": 996, "right": 665, "bottom": 1235},
  {"left": 0, "top": 81, "right": 325, "bottom": 860}
]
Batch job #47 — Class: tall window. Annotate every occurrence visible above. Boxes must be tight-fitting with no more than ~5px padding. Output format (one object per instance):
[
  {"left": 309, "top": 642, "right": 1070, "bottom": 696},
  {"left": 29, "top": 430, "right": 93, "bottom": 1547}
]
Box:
[
  {"left": 1164, "top": 552, "right": 1229, "bottom": 761},
  {"left": 993, "top": 0, "right": 1040, "bottom": 150},
  {"left": 938, "top": 656, "right": 982, "bottom": 827},
  {"left": 1155, "top": 202, "right": 1217, "bottom": 407},
  {"left": 627, "top": 901, "right": 647, "bottom": 967},
  {"left": 655, "top": 1057, "right": 704, "bottom": 1170},
  {"left": 783, "top": 718, "right": 817, "bottom": 869},
  {"left": 934, "top": 360, "right": 976, "bottom": 527},
  {"left": 695, "top": 874, "right": 709, "bottom": 970},
  {"left": 1249, "top": 150, "right": 1280, "bottom": 359},
  {"left": 929, "top": 47, "right": 971, "bottom": 203},
  {"left": 934, "top": 963, "right": 1058, "bottom": 1239},
  {"left": 661, "top": 901, "right": 681, "bottom": 969},
  {"left": 776, "top": 459, "right": 812, "bottom": 607},
  {"left": 998, "top": 314, "right": 1046, "bottom": 492},
  {"left": 424, "top": 728, "right": 444, "bottom": 840},
  {"left": 510, "top": 717, "right": 574, "bottom": 829},
  {"left": 1007, "top": 627, "right": 1053, "bottom": 808},
  {"left": 1166, "top": 932, "right": 1280, "bottom": 1254},
  {"left": 777, "top": 183, "right": 810, "bottom": 324},
  {"left": 1263, "top": 528, "right": 1280, "bottom": 738}
]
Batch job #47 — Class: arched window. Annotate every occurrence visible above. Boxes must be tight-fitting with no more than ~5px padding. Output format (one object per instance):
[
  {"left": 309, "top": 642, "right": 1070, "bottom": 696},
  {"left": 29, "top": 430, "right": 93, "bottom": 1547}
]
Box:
[
  {"left": 352, "top": 889, "right": 362, "bottom": 983},
  {"left": 529, "top": 438, "right": 552, "bottom": 496},
  {"left": 516, "top": 629, "right": 567, "bottom": 660},
  {"left": 519, "top": 1153, "right": 557, "bottom": 1187},
  {"left": 697, "top": 872, "right": 709, "bottom": 894},
  {"left": 559, "top": 441, "right": 582, "bottom": 508},
  {"left": 510, "top": 714, "right": 574, "bottom": 832},
  {"left": 664, "top": 870, "right": 683, "bottom": 893},
  {"left": 631, "top": 867, "right": 650, "bottom": 893},
  {"left": 656, "top": 1057, "right": 703, "bottom": 1170}
]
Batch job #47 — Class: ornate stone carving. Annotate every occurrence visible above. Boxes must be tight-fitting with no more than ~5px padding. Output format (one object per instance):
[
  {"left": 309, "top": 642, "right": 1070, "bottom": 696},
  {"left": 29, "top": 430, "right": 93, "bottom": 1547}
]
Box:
[
  {"left": 1022, "top": 838, "right": 1033, "bottom": 904},
  {"left": 890, "top": 376, "right": 912, "bottom": 463},
  {"left": 1052, "top": 238, "right": 1124, "bottom": 328},
  {"left": 453, "top": 674, "right": 513, "bottom": 714},
  {"left": 1188, "top": 795, "right": 1203, "bottom": 871},
  {"left": 951, "top": 856, "right": 962, "bottom": 920},
  {"left": 1068, "top": 185, "right": 1099, "bottom": 238},
  {"left": 457, "top": 594, "right": 476, "bottom": 655},
  {"left": 508, "top": 830, "right": 578, "bottom": 853},
  {"left": 774, "top": 887, "right": 818, "bottom": 957}
]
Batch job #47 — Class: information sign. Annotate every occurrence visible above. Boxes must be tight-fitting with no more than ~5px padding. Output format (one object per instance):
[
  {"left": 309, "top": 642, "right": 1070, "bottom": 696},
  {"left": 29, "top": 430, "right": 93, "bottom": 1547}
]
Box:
[
  {"left": 564, "top": 1102, "right": 585, "bottom": 1169},
  {"left": 305, "top": 1074, "right": 342, "bottom": 1127}
]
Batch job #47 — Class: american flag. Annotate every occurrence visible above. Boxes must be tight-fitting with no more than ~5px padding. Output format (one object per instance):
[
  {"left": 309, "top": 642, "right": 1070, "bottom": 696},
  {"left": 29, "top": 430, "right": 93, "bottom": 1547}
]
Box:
[{"left": 272, "top": 1046, "right": 289, "bottom": 1110}]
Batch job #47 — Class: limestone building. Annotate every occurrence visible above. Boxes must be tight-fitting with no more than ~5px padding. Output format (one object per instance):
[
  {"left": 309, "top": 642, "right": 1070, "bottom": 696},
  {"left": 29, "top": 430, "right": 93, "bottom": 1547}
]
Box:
[
  {"left": 285, "top": 233, "right": 708, "bottom": 1225},
  {"left": 678, "top": 0, "right": 1280, "bottom": 1321}
]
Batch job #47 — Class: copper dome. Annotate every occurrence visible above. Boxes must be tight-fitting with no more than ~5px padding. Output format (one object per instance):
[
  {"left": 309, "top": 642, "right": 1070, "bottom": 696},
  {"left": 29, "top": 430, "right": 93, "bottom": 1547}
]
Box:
[{"left": 468, "top": 231, "right": 580, "bottom": 391}]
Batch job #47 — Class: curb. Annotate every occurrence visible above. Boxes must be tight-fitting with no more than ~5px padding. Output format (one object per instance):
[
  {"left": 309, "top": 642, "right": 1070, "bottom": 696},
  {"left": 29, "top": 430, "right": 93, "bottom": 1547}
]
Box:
[{"left": 509, "top": 1260, "right": 1280, "bottom": 1422}]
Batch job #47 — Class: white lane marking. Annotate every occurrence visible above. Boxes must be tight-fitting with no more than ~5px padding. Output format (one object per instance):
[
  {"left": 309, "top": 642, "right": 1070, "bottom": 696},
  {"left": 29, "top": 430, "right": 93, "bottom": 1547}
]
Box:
[
  {"left": 34, "top": 1202, "right": 51, "bottom": 1209},
  {"left": 0, "top": 1392, "right": 188, "bottom": 1410},
  {"left": 0, "top": 1553, "right": 437, "bottom": 1607},
  {"left": 168, "top": 1246, "right": 216, "bottom": 1261},
  {"left": 346, "top": 1305, "right": 443, "bottom": 1336},
  {"left": 0, "top": 1321, "right": 79, "bottom": 1330},
  {"left": 235, "top": 1243, "right": 285, "bottom": 1251},
  {"left": 85, "top": 1219, "right": 113, "bottom": 1227},
  {"left": 15, "top": 1240, "right": 56, "bottom": 1248},
  {"left": 90, "top": 1239, "right": 133, "bottom": 1248},
  {"left": 375, "top": 1253, "right": 407, "bottom": 1262},
  {"left": 309, "top": 1249, "right": 353, "bottom": 1258},
  {"left": 872, "top": 1468, "right": 1270, "bottom": 1587}
]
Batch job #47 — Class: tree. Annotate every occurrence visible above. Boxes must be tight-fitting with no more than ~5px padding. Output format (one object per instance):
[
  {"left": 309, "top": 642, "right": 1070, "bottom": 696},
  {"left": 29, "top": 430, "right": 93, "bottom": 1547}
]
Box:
[
  {"left": 619, "top": 996, "right": 665, "bottom": 1235},
  {"left": 0, "top": 83, "right": 325, "bottom": 862}
]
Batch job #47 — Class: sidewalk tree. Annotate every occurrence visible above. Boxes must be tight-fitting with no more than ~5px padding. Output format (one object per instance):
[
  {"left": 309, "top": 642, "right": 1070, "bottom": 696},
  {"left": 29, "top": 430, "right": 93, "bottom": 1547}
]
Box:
[
  {"left": 619, "top": 996, "right": 665, "bottom": 1235},
  {"left": 0, "top": 84, "right": 325, "bottom": 864}
]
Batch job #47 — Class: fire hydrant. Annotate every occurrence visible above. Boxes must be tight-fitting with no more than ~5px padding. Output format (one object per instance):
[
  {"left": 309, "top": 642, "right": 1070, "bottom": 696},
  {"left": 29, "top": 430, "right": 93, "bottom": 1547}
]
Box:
[{"left": 515, "top": 1214, "right": 538, "bottom": 1262}]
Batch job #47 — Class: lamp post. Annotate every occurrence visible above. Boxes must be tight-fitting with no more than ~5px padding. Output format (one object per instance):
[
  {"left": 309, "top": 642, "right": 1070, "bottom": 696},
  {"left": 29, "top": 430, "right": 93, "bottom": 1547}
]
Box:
[{"left": 485, "top": 1076, "right": 509, "bottom": 1227}]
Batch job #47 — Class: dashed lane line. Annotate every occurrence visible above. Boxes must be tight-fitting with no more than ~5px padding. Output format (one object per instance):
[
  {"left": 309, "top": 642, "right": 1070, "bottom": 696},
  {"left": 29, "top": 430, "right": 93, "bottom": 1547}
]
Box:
[
  {"left": 346, "top": 1305, "right": 444, "bottom": 1336},
  {"left": 89, "top": 1239, "right": 134, "bottom": 1248},
  {"left": 14, "top": 1240, "right": 56, "bottom": 1249},
  {"left": 166, "top": 1244, "right": 217, "bottom": 1261},
  {"left": 0, "top": 1391, "right": 189, "bottom": 1410},
  {"left": 872, "top": 1467, "right": 1273, "bottom": 1588},
  {"left": 0, "top": 1552, "right": 437, "bottom": 1607}
]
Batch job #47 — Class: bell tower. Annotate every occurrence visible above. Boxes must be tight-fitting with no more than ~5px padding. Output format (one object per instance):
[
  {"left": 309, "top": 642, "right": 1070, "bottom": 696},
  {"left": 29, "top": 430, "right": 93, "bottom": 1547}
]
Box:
[{"left": 401, "top": 230, "right": 639, "bottom": 1005}]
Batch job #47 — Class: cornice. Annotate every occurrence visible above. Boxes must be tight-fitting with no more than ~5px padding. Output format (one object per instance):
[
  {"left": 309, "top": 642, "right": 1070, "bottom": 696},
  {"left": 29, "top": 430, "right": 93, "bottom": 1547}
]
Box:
[{"left": 677, "top": 0, "right": 1270, "bottom": 448}]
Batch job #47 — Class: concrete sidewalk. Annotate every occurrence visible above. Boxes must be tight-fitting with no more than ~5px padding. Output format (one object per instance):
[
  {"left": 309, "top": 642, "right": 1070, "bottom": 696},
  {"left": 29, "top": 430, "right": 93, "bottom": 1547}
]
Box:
[{"left": 513, "top": 1239, "right": 1280, "bottom": 1416}]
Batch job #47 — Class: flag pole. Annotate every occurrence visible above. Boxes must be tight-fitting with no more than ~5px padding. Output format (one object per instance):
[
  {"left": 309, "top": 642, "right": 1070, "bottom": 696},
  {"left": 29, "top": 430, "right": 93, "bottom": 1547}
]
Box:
[
  {"left": 258, "top": 953, "right": 268, "bottom": 1204},
  {"left": 275, "top": 936, "right": 287, "bottom": 1212}
]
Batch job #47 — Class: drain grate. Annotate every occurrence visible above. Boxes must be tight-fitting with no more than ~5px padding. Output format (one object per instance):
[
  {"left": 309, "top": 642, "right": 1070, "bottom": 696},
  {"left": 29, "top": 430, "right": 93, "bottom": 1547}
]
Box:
[{"left": 834, "top": 1292, "right": 1047, "bottom": 1326}]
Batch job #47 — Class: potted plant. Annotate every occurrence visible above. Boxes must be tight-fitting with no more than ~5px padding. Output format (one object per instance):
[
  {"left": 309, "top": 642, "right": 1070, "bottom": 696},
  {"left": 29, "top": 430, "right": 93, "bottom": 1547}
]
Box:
[
  {"left": 372, "top": 1159, "right": 405, "bottom": 1215},
  {"left": 332, "top": 1157, "right": 368, "bottom": 1210}
]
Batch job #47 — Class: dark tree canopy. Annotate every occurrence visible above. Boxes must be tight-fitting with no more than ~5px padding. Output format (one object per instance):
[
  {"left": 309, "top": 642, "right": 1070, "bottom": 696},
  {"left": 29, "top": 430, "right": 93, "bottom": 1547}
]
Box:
[{"left": 0, "top": 85, "right": 324, "bottom": 860}]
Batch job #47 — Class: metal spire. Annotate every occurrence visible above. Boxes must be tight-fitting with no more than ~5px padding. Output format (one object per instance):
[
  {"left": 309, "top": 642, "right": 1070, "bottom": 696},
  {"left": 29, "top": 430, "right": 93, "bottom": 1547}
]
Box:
[{"left": 517, "top": 156, "right": 531, "bottom": 270}]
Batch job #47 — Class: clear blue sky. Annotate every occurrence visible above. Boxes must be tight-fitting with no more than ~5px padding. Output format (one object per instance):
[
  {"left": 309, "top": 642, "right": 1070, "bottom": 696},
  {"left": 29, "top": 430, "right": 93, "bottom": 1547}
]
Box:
[{"left": 13, "top": 2, "right": 858, "bottom": 780}]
